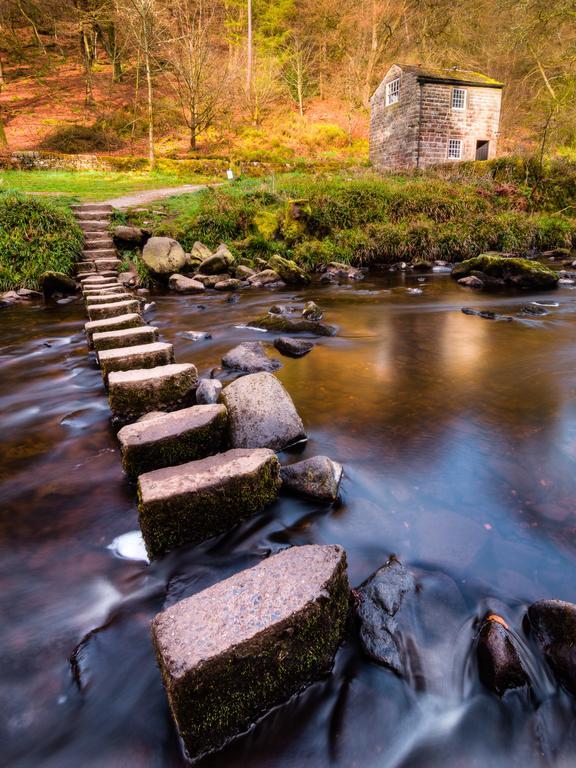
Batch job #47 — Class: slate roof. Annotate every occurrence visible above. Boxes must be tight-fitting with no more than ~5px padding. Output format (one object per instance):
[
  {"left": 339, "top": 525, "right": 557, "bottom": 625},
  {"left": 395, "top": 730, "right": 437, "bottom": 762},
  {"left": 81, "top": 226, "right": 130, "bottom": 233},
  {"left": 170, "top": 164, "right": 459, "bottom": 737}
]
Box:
[{"left": 398, "top": 64, "right": 504, "bottom": 88}]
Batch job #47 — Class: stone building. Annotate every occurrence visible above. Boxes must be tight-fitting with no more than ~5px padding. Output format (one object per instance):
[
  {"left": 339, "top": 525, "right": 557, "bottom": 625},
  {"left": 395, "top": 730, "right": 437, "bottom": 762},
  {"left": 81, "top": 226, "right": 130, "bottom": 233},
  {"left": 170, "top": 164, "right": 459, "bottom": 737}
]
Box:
[{"left": 369, "top": 64, "right": 503, "bottom": 170}]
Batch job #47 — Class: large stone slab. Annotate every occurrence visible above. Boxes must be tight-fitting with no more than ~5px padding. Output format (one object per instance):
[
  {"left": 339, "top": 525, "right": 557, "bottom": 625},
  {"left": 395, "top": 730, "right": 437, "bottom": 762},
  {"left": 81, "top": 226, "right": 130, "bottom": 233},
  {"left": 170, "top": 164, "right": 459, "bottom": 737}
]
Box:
[
  {"left": 221, "top": 372, "right": 306, "bottom": 451},
  {"left": 80, "top": 275, "right": 118, "bottom": 286},
  {"left": 85, "top": 292, "right": 134, "bottom": 305},
  {"left": 152, "top": 544, "right": 349, "bottom": 761},
  {"left": 138, "top": 448, "right": 280, "bottom": 557},
  {"left": 85, "top": 313, "right": 143, "bottom": 345},
  {"left": 87, "top": 299, "right": 140, "bottom": 321},
  {"left": 98, "top": 341, "right": 174, "bottom": 379},
  {"left": 118, "top": 404, "right": 227, "bottom": 478},
  {"left": 108, "top": 363, "right": 198, "bottom": 420},
  {"left": 92, "top": 325, "right": 158, "bottom": 352}
]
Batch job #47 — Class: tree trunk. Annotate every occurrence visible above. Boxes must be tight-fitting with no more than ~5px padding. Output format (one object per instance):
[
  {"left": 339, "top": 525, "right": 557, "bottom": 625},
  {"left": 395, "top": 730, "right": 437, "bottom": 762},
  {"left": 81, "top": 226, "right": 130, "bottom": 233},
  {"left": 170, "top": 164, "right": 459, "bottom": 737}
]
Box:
[
  {"left": 144, "top": 46, "right": 155, "bottom": 170},
  {"left": 246, "top": 0, "right": 252, "bottom": 97},
  {"left": 296, "top": 57, "right": 304, "bottom": 117},
  {"left": 81, "top": 25, "right": 95, "bottom": 105},
  {"left": 0, "top": 56, "right": 7, "bottom": 148}
]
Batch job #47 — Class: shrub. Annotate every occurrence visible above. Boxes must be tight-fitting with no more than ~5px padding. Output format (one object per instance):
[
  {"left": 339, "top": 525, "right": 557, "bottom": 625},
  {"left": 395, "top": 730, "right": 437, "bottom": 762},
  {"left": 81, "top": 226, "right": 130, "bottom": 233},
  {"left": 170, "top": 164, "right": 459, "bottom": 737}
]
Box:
[
  {"left": 40, "top": 124, "right": 124, "bottom": 154},
  {"left": 0, "top": 193, "right": 83, "bottom": 290}
]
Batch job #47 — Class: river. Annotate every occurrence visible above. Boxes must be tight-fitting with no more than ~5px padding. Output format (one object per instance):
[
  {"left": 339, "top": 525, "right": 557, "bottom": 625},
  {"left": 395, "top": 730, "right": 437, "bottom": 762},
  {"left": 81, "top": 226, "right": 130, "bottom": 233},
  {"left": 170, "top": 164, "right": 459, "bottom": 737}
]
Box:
[{"left": 2, "top": 271, "right": 576, "bottom": 767}]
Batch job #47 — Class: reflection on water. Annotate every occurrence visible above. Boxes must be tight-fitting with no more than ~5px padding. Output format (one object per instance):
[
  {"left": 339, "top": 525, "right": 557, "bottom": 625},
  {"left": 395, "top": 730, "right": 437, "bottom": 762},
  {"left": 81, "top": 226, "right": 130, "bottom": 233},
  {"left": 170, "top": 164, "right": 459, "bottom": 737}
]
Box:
[{"left": 2, "top": 273, "right": 576, "bottom": 767}]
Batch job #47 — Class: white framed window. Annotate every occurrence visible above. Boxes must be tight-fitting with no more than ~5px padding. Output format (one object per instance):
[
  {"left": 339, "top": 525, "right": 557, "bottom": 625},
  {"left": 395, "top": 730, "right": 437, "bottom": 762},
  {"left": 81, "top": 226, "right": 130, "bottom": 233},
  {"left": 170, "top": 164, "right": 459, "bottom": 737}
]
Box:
[
  {"left": 451, "top": 88, "right": 467, "bottom": 110},
  {"left": 385, "top": 78, "right": 400, "bottom": 106},
  {"left": 447, "top": 138, "right": 463, "bottom": 160}
]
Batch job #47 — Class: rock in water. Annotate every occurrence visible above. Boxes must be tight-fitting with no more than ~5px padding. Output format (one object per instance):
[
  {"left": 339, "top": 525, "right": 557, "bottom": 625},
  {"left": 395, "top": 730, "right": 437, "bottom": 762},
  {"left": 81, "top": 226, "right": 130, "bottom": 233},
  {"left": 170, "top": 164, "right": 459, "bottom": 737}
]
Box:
[
  {"left": 280, "top": 456, "right": 343, "bottom": 501},
  {"left": 356, "top": 557, "right": 416, "bottom": 673},
  {"left": 138, "top": 448, "right": 280, "bottom": 557},
  {"left": 451, "top": 255, "right": 558, "bottom": 290},
  {"left": 221, "top": 372, "right": 306, "bottom": 451},
  {"left": 476, "top": 615, "right": 528, "bottom": 695},
  {"left": 527, "top": 599, "right": 576, "bottom": 694},
  {"left": 196, "top": 378, "right": 223, "bottom": 404},
  {"left": 39, "top": 271, "right": 77, "bottom": 298},
  {"left": 302, "top": 301, "right": 323, "bottom": 320},
  {"left": 222, "top": 342, "right": 281, "bottom": 373},
  {"left": 151, "top": 544, "right": 349, "bottom": 761},
  {"left": 168, "top": 274, "right": 205, "bottom": 293},
  {"left": 274, "top": 337, "right": 315, "bottom": 358},
  {"left": 461, "top": 307, "right": 513, "bottom": 322},
  {"left": 142, "top": 237, "right": 187, "bottom": 275},
  {"left": 248, "top": 313, "right": 337, "bottom": 336},
  {"left": 108, "top": 363, "right": 198, "bottom": 420},
  {"left": 117, "top": 404, "right": 227, "bottom": 478},
  {"left": 458, "top": 275, "right": 484, "bottom": 289}
]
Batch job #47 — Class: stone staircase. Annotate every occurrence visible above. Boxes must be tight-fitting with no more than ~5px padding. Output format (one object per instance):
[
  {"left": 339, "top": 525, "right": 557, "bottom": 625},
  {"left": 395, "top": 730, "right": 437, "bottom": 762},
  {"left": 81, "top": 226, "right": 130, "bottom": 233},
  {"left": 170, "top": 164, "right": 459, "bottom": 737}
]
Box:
[
  {"left": 74, "top": 208, "right": 349, "bottom": 763},
  {"left": 72, "top": 203, "right": 122, "bottom": 276}
]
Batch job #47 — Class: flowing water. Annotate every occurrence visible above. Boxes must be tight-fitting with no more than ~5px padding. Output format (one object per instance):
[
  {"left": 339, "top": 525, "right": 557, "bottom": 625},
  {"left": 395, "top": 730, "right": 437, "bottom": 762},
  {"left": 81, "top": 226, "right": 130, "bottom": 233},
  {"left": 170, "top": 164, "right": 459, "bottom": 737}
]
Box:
[{"left": 2, "top": 272, "right": 576, "bottom": 768}]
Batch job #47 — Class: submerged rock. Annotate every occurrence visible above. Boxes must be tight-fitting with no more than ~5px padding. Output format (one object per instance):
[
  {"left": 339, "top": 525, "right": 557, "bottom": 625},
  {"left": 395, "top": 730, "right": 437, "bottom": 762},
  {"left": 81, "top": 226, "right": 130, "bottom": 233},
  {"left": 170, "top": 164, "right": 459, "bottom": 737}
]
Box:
[
  {"left": 196, "top": 378, "right": 223, "bottom": 405},
  {"left": 451, "top": 255, "right": 558, "bottom": 290},
  {"left": 412, "top": 260, "right": 433, "bottom": 272},
  {"left": 249, "top": 313, "right": 337, "bottom": 336},
  {"left": 527, "top": 599, "right": 576, "bottom": 694},
  {"left": 222, "top": 371, "right": 306, "bottom": 451},
  {"left": 222, "top": 341, "right": 281, "bottom": 374},
  {"left": 476, "top": 615, "right": 528, "bottom": 696},
  {"left": 142, "top": 237, "right": 187, "bottom": 275},
  {"left": 461, "top": 307, "right": 514, "bottom": 322},
  {"left": 151, "top": 544, "right": 349, "bottom": 762},
  {"left": 280, "top": 456, "right": 343, "bottom": 501},
  {"left": 138, "top": 448, "right": 281, "bottom": 557},
  {"left": 355, "top": 557, "right": 416, "bottom": 674},
  {"left": 274, "top": 337, "right": 315, "bottom": 357},
  {"left": 182, "top": 330, "right": 212, "bottom": 341}
]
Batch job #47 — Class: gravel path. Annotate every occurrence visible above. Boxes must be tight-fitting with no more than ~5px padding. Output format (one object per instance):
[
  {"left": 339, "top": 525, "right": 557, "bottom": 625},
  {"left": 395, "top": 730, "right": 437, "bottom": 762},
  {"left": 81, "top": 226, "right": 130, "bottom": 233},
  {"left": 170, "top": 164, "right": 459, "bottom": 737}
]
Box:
[{"left": 104, "top": 184, "right": 211, "bottom": 209}]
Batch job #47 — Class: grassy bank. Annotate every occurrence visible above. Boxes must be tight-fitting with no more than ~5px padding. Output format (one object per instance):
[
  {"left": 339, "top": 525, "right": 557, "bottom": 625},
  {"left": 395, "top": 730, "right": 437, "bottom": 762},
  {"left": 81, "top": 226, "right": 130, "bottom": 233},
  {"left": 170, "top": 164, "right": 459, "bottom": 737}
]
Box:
[
  {"left": 0, "top": 192, "right": 83, "bottom": 291},
  {"left": 119, "top": 162, "right": 576, "bottom": 269}
]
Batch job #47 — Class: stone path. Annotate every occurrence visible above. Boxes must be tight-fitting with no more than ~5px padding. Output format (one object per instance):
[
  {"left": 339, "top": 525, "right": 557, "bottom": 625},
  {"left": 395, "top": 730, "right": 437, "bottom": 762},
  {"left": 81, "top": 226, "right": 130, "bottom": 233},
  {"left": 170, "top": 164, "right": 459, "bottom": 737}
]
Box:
[
  {"left": 101, "top": 183, "right": 211, "bottom": 210},
  {"left": 71, "top": 202, "right": 350, "bottom": 761}
]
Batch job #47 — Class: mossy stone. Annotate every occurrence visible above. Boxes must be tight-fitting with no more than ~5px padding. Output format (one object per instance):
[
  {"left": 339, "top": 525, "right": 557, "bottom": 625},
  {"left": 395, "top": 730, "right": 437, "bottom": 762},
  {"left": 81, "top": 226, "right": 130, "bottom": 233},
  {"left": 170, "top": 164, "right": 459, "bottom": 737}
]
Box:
[{"left": 451, "top": 254, "right": 558, "bottom": 289}]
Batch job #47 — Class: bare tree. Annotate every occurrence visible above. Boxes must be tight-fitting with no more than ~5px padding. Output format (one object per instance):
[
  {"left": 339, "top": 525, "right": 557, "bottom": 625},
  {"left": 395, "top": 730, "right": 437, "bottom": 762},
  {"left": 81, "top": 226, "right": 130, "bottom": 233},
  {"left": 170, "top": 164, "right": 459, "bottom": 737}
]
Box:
[{"left": 281, "top": 33, "right": 315, "bottom": 117}]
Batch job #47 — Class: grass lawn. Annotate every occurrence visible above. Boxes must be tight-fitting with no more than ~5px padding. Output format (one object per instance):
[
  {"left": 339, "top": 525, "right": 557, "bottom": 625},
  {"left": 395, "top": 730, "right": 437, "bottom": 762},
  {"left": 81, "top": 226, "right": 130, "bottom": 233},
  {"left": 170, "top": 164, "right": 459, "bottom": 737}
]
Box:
[{"left": 0, "top": 169, "right": 219, "bottom": 202}]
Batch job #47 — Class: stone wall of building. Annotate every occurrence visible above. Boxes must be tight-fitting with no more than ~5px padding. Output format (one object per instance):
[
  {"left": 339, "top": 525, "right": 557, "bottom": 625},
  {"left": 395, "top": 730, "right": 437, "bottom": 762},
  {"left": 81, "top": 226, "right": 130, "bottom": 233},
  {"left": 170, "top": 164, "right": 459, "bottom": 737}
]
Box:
[
  {"left": 369, "top": 65, "right": 421, "bottom": 170},
  {"left": 418, "top": 83, "right": 502, "bottom": 167}
]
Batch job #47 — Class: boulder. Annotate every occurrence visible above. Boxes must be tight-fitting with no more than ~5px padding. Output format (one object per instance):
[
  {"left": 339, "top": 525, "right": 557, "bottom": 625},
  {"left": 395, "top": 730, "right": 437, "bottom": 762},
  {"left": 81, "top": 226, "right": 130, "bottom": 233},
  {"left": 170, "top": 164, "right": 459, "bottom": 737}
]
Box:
[
  {"left": 168, "top": 274, "right": 205, "bottom": 294},
  {"left": 117, "top": 404, "right": 227, "bottom": 478},
  {"left": 411, "top": 260, "right": 433, "bottom": 272},
  {"left": 221, "top": 372, "right": 306, "bottom": 451},
  {"left": 235, "top": 265, "right": 256, "bottom": 280},
  {"left": 527, "top": 599, "right": 576, "bottom": 694},
  {"left": 274, "top": 337, "right": 315, "bottom": 358},
  {"left": 222, "top": 342, "right": 281, "bottom": 374},
  {"left": 451, "top": 255, "right": 559, "bottom": 290},
  {"left": 248, "top": 313, "right": 337, "bottom": 336},
  {"left": 191, "top": 241, "right": 212, "bottom": 261},
  {"left": 138, "top": 448, "right": 281, "bottom": 557},
  {"left": 39, "top": 271, "right": 77, "bottom": 298},
  {"left": 356, "top": 557, "right": 416, "bottom": 673},
  {"left": 280, "top": 456, "right": 343, "bottom": 501},
  {"left": 302, "top": 301, "right": 323, "bottom": 320},
  {"left": 196, "top": 378, "right": 223, "bottom": 405},
  {"left": 458, "top": 275, "right": 484, "bottom": 289},
  {"left": 320, "top": 262, "right": 364, "bottom": 283},
  {"left": 142, "top": 237, "right": 187, "bottom": 275},
  {"left": 268, "top": 255, "right": 310, "bottom": 285},
  {"left": 476, "top": 615, "right": 528, "bottom": 696},
  {"left": 108, "top": 363, "right": 198, "bottom": 420},
  {"left": 151, "top": 544, "right": 349, "bottom": 762},
  {"left": 113, "top": 225, "right": 146, "bottom": 248},
  {"left": 193, "top": 273, "right": 229, "bottom": 288},
  {"left": 247, "top": 269, "right": 281, "bottom": 286},
  {"left": 118, "top": 271, "right": 139, "bottom": 288},
  {"left": 214, "top": 278, "right": 242, "bottom": 291},
  {"left": 197, "top": 244, "right": 234, "bottom": 275}
]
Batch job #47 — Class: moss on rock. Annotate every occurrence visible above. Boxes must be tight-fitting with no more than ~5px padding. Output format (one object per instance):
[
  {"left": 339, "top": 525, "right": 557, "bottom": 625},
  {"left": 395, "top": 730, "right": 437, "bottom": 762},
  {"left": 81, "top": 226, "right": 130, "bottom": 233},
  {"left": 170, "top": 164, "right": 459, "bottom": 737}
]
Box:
[{"left": 451, "top": 254, "right": 558, "bottom": 290}]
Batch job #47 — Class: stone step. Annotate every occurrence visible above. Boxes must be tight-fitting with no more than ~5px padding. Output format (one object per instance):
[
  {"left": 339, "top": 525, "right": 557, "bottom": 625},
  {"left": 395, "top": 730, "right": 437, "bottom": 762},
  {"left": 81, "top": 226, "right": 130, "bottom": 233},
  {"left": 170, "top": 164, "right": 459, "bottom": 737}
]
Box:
[
  {"left": 98, "top": 341, "right": 174, "bottom": 379},
  {"left": 82, "top": 233, "right": 112, "bottom": 241},
  {"left": 87, "top": 298, "right": 140, "bottom": 321},
  {"left": 82, "top": 248, "right": 116, "bottom": 259},
  {"left": 79, "top": 221, "right": 108, "bottom": 231},
  {"left": 80, "top": 275, "right": 119, "bottom": 286},
  {"left": 95, "top": 260, "right": 122, "bottom": 272},
  {"left": 151, "top": 544, "right": 349, "bottom": 761},
  {"left": 108, "top": 363, "right": 198, "bottom": 421},
  {"left": 118, "top": 404, "right": 227, "bottom": 478},
  {"left": 92, "top": 325, "right": 158, "bottom": 352},
  {"left": 85, "top": 313, "right": 144, "bottom": 345},
  {"left": 76, "top": 262, "right": 96, "bottom": 273},
  {"left": 75, "top": 210, "right": 113, "bottom": 221},
  {"left": 85, "top": 292, "right": 134, "bottom": 305},
  {"left": 138, "top": 447, "right": 280, "bottom": 558},
  {"left": 82, "top": 285, "right": 124, "bottom": 298},
  {"left": 72, "top": 203, "right": 114, "bottom": 212}
]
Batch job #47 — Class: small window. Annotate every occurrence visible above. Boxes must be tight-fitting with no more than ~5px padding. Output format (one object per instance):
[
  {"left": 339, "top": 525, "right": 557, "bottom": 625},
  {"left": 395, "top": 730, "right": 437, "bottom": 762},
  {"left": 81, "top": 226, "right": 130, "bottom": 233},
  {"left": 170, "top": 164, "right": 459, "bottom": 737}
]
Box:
[
  {"left": 451, "top": 88, "right": 467, "bottom": 110},
  {"left": 447, "top": 138, "right": 463, "bottom": 160},
  {"left": 386, "top": 78, "right": 400, "bottom": 106}
]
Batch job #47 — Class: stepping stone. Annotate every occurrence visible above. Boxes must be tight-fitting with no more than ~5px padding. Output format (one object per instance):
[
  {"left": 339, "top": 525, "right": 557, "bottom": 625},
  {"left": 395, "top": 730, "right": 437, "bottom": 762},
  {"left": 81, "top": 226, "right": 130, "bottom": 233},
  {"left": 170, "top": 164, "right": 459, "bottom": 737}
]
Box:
[
  {"left": 95, "top": 259, "right": 122, "bottom": 272},
  {"left": 83, "top": 249, "right": 117, "bottom": 259},
  {"left": 85, "top": 312, "right": 143, "bottom": 345},
  {"left": 85, "top": 292, "right": 133, "bottom": 305},
  {"left": 98, "top": 341, "right": 174, "bottom": 379},
  {"left": 108, "top": 363, "right": 198, "bottom": 420},
  {"left": 92, "top": 325, "right": 158, "bottom": 352},
  {"left": 138, "top": 447, "right": 280, "bottom": 557},
  {"left": 82, "top": 286, "right": 124, "bottom": 298},
  {"left": 84, "top": 239, "right": 114, "bottom": 249},
  {"left": 87, "top": 299, "right": 140, "bottom": 321},
  {"left": 221, "top": 372, "right": 306, "bottom": 451},
  {"left": 76, "top": 261, "right": 96, "bottom": 273},
  {"left": 151, "top": 544, "right": 349, "bottom": 761},
  {"left": 81, "top": 275, "right": 118, "bottom": 285},
  {"left": 118, "top": 404, "right": 227, "bottom": 478},
  {"left": 79, "top": 220, "right": 108, "bottom": 231}
]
